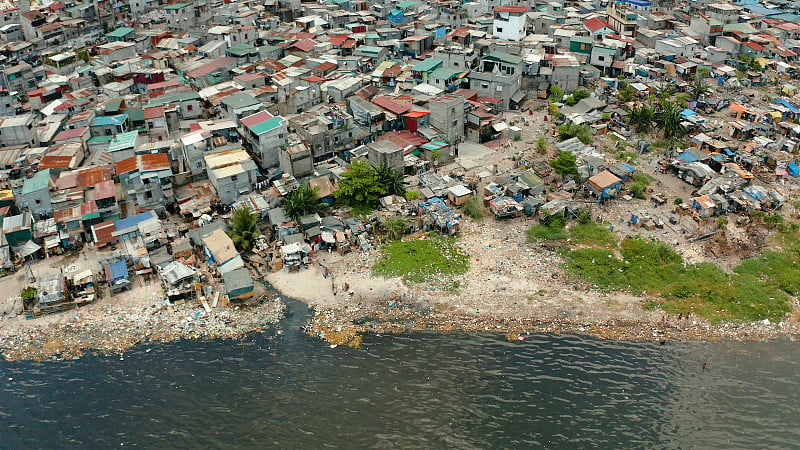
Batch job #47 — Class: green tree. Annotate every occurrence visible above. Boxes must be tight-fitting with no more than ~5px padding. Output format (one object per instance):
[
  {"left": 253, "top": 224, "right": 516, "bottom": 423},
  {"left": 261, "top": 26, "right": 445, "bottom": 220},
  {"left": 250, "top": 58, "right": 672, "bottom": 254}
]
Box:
[
  {"left": 548, "top": 103, "right": 561, "bottom": 119},
  {"left": 536, "top": 136, "right": 548, "bottom": 155},
  {"left": 558, "top": 123, "right": 592, "bottom": 144},
  {"left": 549, "top": 85, "right": 564, "bottom": 101},
  {"left": 618, "top": 82, "right": 636, "bottom": 103},
  {"left": 283, "top": 184, "right": 323, "bottom": 220},
  {"left": 334, "top": 159, "right": 386, "bottom": 210},
  {"left": 656, "top": 101, "right": 686, "bottom": 142},
  {"left": 383, "top": 217, "right": 408, "bottom": 241},
  {"left": 550, "top": 150, "right": 579, "bottom": 178},
  {"left": 565, "top": 89, "right": 590, "bottom": 106},
  {"left": 228, "top": 206, "right": 259, "bottom": 252},
  {"left": 696, "top": 67, "right": 710, "bottom": 79},
  {"left": 376, "top": 164, "right": 407, "bottom": 197}
]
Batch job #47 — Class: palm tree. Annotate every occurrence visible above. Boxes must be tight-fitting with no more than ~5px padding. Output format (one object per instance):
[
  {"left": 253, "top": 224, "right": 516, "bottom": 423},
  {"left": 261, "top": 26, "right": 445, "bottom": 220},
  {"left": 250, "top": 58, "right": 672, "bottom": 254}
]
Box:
[
  {"left": 228, "top": 206, "right": 259, "bottom": 252},
  {"left": 283, "top": 184, "right": 323, "bottom": 220},
  {"left": 629, "top": 104, "right": 655, "bottom": 134},
  {"left": 690, "top": 80, "right": 711, "bottom": 101},
  {"left": 375, "top": 164, "right": 407, "bottom": 197},
  {"left": 656, "top": 102, "right": 686, "bottom": 142},
  {"left": 618, "top": 82, "right": 636, "bottom": 104}
]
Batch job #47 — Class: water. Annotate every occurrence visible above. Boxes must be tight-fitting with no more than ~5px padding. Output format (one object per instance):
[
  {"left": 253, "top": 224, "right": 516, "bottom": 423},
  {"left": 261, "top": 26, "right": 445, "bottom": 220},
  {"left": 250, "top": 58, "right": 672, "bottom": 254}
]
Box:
[{"left": 1, "top": 298, "right": 799, "bottom": 448}]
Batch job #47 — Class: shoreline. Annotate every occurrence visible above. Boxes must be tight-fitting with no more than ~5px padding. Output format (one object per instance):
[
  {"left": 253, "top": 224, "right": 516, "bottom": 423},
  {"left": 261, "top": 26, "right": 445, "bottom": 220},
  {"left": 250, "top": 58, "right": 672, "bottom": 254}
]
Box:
[{"left": 0, "top": 296, "right": 285, "bottom": 362}]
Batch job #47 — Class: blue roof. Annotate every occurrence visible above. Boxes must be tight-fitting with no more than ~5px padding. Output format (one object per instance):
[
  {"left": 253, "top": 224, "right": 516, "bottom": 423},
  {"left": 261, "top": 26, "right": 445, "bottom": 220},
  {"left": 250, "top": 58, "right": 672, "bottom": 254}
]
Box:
[
  {"left": 92, "top": 114, "right": 128, "bottom": 127},
  {"left": 788, "top": 161, "right": 799, "bottom": 176},
  {"left": 774, "top": 99, "right": 799, "bottom": 114},
  {"left": 676, "top": 152, "right": 699, "bottom": 163},
  {"left": 114, "top": 210, "right": 157, "bottom": 233},
  {"left": 21, "top": 169, "right": 51, "bottom": 195},
  {"left": 108, "top": 260, "right": 128, "bottom": 281}
]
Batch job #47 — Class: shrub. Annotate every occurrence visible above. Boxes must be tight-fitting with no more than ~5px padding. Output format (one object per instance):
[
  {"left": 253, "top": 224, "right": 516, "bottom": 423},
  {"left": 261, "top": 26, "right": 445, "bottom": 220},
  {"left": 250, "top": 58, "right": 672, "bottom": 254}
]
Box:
[
  {"left": 462, "top": 196, "right": 485, "bottom": 221},
  {"left": 527, "top": 213, "right": 568, "bottom": 242}
]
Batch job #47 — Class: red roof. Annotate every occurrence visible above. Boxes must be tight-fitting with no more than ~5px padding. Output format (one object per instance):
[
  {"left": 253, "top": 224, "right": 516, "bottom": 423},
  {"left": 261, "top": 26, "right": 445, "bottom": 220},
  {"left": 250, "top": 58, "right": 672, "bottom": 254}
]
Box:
[
  {"left": 144, "top": 105, "right": 165, "bottom": 120},
  {"left": 39, "top": 155, "right": 74, "bottom": 170},
  {"left": 377, "top": 131, "right": 428, "bottom": 148},
  {"left": 744, "top": 41, "right": 764, "bottom": 51},
  {"left": 94, "top": 180, "right": 116, "bottom": 200},
  {"left": 53, "top": 127, "right": 87, "bottom": 141},
  {"left": 341, "top": 39, "right": 357, "bottom": 49},
  {"left": 92, "top": 221, "right": 118, "bottom": 248},
  {"left": 287, "top": 39, "right": 317, "bottom": 53},
  {"left": 327, "top": 35, "right": 350, "bottom": 46},
  {"left": 147, "top": 79, "right": 181, "bottom": 91},
  {"left": 493, "top": 5, "right": 529, "bottom": 12},
  {"left": 371, "top": 96, "right": 412, "bottom": 115},
  {"left": 295, "top": 32, "right": 316, "bottom": 40},
  {"left": 241, "top": 110, "right": 274, "bottom": 127},
  {"left": 139, "top": 153, "right": 170, "bottom": 172},
  {"left": 186, "top": 57, "right": 236, "bottom": 79},
  {"left": 77, "top": 165, "right": 115, "bottom": 187},
  {"left": 116, "top": 157, "right": 138, "bottom": 176},
  {"left": 404, "top": 110, "right": 430, "bottom": 118},
  {"left": 583, "top": 17, "right": 613, "bottom": 33},
  {"left": 301, "top": 75, "right": 327, "bottom": 83}
]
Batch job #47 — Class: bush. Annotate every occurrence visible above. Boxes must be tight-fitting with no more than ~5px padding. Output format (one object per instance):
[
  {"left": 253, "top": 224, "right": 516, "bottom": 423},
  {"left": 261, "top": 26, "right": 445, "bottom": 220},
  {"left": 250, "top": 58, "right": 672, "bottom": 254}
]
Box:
[
  {"left": 568, "top": 222, "right": 616, "bottom": 248},
  {"left": 558, "top": 123, "right": 592, "bottom": 144},
  {"left": 628, "top": 173, "right": 654, "bottom": 200},
  {"left": 527, "top": 213, "right": 568, "bottom": 242},
  {"left": 462, "top": 196, "right": 485, "bottom": 221},
  {"left": 405, "top": 191, "right": 421, "bottom": 201},
  {"left": 674, "top": 197, "right": 683, "bottom": 205}
]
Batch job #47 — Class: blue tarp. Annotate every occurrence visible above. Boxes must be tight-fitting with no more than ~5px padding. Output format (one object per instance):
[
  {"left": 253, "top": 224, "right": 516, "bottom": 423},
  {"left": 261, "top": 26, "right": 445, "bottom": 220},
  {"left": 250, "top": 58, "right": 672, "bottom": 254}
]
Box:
[
  {"left": 722, "top": 148, "right": 735, "bottom": 156},
  {"left": 680, "top": 109, "right": 697, "bottom": 120},
  {"left": 774, "top": 99, "right": 799, "bottom": 114},
  {"left": 108, "top": 260, "right": 128, "bottom": 281},
  {"left": 621, "top": 163, "right": 635, "bottom": 173},
  {"left": 676, "top": 152, "right": 699, "bottom": 163},
  {"left": 788, "top": 161, "right": 799, "bottom": 177}
]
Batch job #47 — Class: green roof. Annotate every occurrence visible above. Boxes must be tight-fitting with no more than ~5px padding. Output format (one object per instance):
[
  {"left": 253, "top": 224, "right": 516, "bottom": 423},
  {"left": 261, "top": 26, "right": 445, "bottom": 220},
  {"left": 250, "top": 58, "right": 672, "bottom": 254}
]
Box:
[
  {"left": 106, "top": 27, "right": 135, "bottom": 38},
  {"left": 124, "top": 108, "right": 144, "bottom": 122},
  {"left": 412, "top": 58, "right": 443, "bottom": 73},
  {"left": 571, "top": 35, "right": 593, "bottom": 43},
  {"left": 485, "top": 51, "right": 522, "bottom": 65},
  {"left": 397, "top": 1, "right": 418, "bottom": 8},
  {"left": 88, "top": 135, "right": 114, "bottom": 143},
  {"left": 108, "top": 131, "right": 138, "bottom": 153},
  {"left": 226, "top": 43, "right": 257, "bottom": 57},
  {"left": 221, "top": 93, "right": 261, "bottom": 109},
  {"left": 22, "top": 169, "right": 51, "bottom": 195},
  {"left": 430, "top": 67, "right": 463, "bottom": 80},
  {"left": 356, "top": 45, "right": 383, "bottom": 55},
  {"left": 164, "top": 2, "right": 192, "bottom": 10},
  {"left": 249, "top": 116, "right": 285, "bottom": 135},
  {"left": 105, "top": 99, "right": 123, "bottom": 114}
]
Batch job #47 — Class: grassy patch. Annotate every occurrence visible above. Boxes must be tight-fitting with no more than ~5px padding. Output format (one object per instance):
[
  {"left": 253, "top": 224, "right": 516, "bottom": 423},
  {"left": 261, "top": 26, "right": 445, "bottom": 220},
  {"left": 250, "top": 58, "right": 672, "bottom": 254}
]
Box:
[
  {"left": 563, "top": 237, "right": 792, "bottom": 323},
  {"left": 616, "top": 151, "right": 638, "bottom": 162},
  {"left": 527, "top": 213, "right": 567, "bottom": 242},
  {"left": 372, "top": 236, "right": 469, "bottom": 283},
  {"left": 461, "top": 196, "right": 486, "bottom": 221},
  {"left": 568, "top": 222, "right": 617, "bottom": 248}
]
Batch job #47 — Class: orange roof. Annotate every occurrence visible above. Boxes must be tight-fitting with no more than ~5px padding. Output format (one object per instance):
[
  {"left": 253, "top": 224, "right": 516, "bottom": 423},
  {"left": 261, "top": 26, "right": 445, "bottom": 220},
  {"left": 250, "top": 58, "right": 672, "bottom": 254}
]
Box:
[
  {"left": 144, "top": 105, "right": 165, "bottom": 120},
  {"left": 39, "top": 155, "right": 74, "bottom": 170},
  {"left": 117, "top": 153, "right": 171, "bottom": 175}
]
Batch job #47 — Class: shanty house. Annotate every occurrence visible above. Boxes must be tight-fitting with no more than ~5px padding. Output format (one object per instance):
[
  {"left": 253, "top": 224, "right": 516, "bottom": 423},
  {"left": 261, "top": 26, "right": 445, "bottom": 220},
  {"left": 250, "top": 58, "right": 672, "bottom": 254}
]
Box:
[{"left": 587, "top": 170, "right": 622, "bottom": 202}]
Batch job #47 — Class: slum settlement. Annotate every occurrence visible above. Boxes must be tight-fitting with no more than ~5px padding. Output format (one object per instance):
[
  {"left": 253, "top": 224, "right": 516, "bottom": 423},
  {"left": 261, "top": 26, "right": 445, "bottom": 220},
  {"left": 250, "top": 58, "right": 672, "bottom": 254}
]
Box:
[{"left": 2, "top": 0, "right": 800, "bottom": 356}]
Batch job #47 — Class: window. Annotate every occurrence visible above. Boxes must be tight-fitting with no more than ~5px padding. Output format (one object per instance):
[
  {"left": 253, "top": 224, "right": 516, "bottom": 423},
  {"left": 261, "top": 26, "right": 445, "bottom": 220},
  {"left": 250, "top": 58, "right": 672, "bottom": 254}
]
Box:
[
  {"left": 197, "top": 161, "right": 203, "bottom": 169},
  {"left": 187, "top": 104, "right": 193, "bottom": 111},
  {"left": 35, "top": 199, "right": 41, "bottom": 204},
  {"left": 481, "top": 82, "right": 489, "bottom": 89},
  {"left": 145, "top": 191, "right": 153, "bottom": 199},
  {"left": 598, "top": 55, "right": 605, "bottom": 61},
  {"left": 496, "top": 27, "right": 503, "bottom": 33},
  {"left": 232, "top": 35, "right": 237, "bottom": 41},
  {"left": 231, "top": 174, "right": 238, "bottom": 182}
]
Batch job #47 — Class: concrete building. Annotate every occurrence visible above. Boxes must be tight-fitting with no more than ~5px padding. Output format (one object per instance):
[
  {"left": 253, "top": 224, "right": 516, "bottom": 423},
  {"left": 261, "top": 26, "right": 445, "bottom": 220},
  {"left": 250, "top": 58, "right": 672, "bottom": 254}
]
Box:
[
  {"left": 0, "top": 113, "right": 38, "bottom": 147},
  {"left": 240, "top": 110, "right": 287, "bottom": 169},
  {"left": 469, "top": 51, "right": 524, "bottom": 111},
  {"left": 20, "top": 168, "right": 54, "bottom": 218},
  {"left": 428, "top": 94, "right": 465, "bottom": 144},
  {"left": 279, "top": 139, "right": 313, "bottom": 177},
  {"left": 205, "top": 149, "right": 259, "bottom": 204},
  {"left": 492, "top": 6, "right": 529, "bottom": 41},
  {"left": 367, "top": 139, "right": 404, "bottom": 171},
  {"left": 117, "top": 153, "right": 175, "bottom": 216}
]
